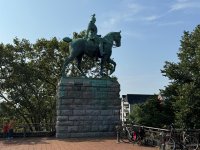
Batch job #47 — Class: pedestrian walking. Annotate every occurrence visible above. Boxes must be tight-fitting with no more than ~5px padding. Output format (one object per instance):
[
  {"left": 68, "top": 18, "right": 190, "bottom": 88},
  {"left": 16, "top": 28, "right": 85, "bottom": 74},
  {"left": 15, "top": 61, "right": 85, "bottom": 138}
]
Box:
[{"left": 3, "top": 121, "right": 9, "bottom": 139}]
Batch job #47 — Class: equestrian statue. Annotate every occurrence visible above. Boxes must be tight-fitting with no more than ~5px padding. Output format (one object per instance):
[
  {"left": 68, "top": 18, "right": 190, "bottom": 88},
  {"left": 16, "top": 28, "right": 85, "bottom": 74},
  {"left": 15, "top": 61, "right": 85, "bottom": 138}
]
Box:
[{"left": 61, "top": 14, "right": 121, "bottom": 77}]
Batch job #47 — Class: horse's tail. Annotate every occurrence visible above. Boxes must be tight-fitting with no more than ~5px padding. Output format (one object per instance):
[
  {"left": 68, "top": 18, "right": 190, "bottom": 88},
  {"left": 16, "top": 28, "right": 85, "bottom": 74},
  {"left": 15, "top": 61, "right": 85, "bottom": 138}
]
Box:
[{"left": 63, "top": 37, "right": 72, "bottom": 43}]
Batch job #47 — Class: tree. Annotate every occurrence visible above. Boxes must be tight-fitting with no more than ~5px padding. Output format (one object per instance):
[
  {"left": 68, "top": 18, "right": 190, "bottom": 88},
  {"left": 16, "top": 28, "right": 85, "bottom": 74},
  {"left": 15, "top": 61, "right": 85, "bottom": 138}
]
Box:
[
  {"left": 129, "top": 96, "right": 174, "bottom": 128},
  {"left": 0, "top": 31, "right": 116, "bottom": 129},
  {"left": 161, "top": 25, "right": 200, "bottom": 129},
  {"left": 0, "top": 37, "right": 67, "bottom": 129}
]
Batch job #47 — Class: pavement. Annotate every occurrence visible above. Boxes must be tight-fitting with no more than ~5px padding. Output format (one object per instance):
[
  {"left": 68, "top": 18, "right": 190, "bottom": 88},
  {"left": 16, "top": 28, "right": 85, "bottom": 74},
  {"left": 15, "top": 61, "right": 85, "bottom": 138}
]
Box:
[{"left": 0, "top": 137, "right": 158, "bottom": 150}]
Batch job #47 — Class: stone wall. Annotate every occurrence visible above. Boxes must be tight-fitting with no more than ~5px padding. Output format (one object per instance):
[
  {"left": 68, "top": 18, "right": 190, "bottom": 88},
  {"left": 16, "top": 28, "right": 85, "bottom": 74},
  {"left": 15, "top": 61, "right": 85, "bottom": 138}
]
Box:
[{"left": 56, "top": 77, "right": 121, "bottom": 138}]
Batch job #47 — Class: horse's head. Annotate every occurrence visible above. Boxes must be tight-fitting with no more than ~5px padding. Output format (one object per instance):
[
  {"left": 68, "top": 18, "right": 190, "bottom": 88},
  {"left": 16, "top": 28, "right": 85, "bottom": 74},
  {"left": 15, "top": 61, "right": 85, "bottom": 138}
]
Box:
[
  {"left": 103, "top": 31, "right": 122, "bottom": 48},
  {"left": 112, "top": 31, "right": 121, "bottom": 47}
]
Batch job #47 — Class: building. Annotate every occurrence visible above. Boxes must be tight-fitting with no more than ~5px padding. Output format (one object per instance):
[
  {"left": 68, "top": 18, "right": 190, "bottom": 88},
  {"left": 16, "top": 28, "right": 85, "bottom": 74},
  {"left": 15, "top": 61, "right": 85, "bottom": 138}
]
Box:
[{"left": 121, "top": 94, "right": 156, "bottom": 123}]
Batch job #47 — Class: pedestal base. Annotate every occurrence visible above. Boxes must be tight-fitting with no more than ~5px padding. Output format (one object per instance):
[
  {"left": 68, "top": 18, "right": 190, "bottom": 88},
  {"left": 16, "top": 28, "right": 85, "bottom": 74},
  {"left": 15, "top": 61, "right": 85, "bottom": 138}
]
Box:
[{"left": 56, "top": 77, "right": 121, "bottom": 138}]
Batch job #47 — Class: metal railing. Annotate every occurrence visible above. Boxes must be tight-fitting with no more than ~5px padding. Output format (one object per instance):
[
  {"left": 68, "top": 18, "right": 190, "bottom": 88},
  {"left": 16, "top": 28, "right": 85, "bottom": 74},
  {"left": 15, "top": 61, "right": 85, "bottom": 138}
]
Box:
[
  {"left": 0, "top": 123, "right": 56, "bottom": 138},
  {"left": 116, "top": 124, "right": 200, "bottom": 147}
]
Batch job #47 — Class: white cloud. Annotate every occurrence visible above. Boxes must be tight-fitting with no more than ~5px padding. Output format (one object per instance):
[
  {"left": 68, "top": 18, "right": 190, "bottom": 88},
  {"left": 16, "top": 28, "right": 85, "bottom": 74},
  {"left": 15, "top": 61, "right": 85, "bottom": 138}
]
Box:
[
  {"left": 100, "top": 15, "right": 121, "bottom": 34},
  {"left": 143, "top": 15, "right": 160, "bottom": 21},
  {"left": 100, "top": 2, "right": 145, "bottom": 30},
  {"left": 101, "top": 1, "right": 170, "bottom": 29},
  {"left": 102, "top": 17, "right": 119, "bottom": 28},
  {"left": 100, "top": 1, "right": 192, "bottom": 34},
  {"left": 170, "top": 0, "right": 200, "bottom": 11},
  {"left": 128, "top": 3, "right": 144, "bottom": 14},
  {"left": 158, "top": 21, "right": 183, "bottom": 26}
]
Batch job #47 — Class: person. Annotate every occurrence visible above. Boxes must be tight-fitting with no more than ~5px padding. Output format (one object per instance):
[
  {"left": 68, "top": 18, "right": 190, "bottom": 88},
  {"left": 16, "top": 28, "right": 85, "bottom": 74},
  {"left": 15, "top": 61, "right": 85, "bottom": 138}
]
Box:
[
  {"left": 8, "top": 119, "right": 15, "bottom": 139},
  {"left": 86, "top": 14, "right": 104, "bottom": 57},
  {"left": 3, "top": 121, "right": 9, "bottom": 139},
  {"left": 138, "top": 126, "right": 145, "bottom": 145}
]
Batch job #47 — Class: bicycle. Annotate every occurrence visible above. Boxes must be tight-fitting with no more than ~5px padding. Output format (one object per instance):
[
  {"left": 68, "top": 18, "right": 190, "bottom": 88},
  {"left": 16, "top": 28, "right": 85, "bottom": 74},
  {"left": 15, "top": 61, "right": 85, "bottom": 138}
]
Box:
[
  {"left": 163, "top": 124, "right": 199, "bottom": 150},
  {"left": 144, "top": 130, "right": 157, "bottom": 147},
  {"left": 119, "top": 123, "right": 141, "bottom": 144},
  {"left": 175, "top": 130, "right": 199, "bottom": 150}
]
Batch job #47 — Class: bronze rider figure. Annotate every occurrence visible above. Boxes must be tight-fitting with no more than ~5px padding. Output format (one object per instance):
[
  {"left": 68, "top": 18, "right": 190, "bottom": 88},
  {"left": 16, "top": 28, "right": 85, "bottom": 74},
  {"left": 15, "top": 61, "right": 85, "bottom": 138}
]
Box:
[{"left": 86, "top": 14, "right": 104, "bottom": 57}]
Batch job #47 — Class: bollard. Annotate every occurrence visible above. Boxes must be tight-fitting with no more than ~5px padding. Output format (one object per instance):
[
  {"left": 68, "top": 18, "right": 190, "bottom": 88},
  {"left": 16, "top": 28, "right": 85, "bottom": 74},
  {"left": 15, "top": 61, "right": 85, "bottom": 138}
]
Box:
[
  {"left": 116, "top": 125, "right": 120, "bottom": 143},
  {"left": 23, "top": 125, "right": 26, "bottom": 137},
  {"left": 159, "top": 131, "right": 165, "bottom": 150}
]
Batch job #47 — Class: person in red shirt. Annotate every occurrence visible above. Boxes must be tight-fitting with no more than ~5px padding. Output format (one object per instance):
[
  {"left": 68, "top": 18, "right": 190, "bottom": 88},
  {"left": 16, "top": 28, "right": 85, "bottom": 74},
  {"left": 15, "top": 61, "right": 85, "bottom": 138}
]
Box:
[
  {"left": 3, "top": 121, "right": 9, "bottom": 139},
  {"left": 8, "top": 119, "right": 15, "bottom": 139}
]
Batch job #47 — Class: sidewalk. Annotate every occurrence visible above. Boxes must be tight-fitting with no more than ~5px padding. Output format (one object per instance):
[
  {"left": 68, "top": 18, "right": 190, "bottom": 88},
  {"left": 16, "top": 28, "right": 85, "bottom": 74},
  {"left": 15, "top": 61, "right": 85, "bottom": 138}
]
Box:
[{"left": 0, "top": 137, "right": 158, "bottom": 150}]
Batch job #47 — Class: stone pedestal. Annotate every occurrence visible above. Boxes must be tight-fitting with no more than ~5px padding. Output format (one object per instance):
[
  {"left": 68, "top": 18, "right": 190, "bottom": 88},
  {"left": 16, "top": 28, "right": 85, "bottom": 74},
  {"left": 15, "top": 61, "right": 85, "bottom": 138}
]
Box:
[{"left": 56, "top": 77, "right": 121, "bottom": 138}]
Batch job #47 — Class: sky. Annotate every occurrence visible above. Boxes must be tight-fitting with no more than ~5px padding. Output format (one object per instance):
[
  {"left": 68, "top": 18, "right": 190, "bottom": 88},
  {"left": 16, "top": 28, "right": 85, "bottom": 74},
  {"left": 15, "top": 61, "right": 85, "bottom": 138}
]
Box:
[{"left": 0, "top": 0, "right": 200, "bottom": 95}]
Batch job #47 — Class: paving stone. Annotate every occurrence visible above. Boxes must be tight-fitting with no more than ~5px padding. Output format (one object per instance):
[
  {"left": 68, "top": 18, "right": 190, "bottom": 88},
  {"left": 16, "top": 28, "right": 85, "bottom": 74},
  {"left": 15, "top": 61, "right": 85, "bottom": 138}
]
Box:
[{"left": 0, "top": 137, "right": 157, "bottom": 150}]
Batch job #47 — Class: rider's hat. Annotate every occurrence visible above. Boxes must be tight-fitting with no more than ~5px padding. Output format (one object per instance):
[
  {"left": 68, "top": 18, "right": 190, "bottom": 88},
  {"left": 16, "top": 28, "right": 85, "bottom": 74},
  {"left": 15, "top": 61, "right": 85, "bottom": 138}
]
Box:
[{"left": 91, "top": 14, "right": 96, "bottom": 21}]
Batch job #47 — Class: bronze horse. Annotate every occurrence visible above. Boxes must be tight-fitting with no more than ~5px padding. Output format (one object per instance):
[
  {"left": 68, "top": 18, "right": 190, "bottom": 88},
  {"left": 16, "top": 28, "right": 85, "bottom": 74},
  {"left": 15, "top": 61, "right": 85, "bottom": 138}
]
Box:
[{"left": 61, "top": 31, "right": 121, "bottom": 77}]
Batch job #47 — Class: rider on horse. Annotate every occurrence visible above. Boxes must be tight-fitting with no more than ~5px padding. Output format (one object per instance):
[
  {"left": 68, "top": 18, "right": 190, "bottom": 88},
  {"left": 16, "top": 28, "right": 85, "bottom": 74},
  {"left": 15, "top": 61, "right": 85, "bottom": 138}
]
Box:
[
  {"left": 86, "top": 14, "right": 104, "bottom": 57},
  {"left": 61, "top": 14, "right": 121, "bottom": 77}
]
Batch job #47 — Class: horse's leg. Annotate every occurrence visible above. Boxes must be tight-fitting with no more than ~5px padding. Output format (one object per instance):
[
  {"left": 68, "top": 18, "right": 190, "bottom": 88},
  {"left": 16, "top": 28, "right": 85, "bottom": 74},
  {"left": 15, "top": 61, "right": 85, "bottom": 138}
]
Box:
[
  {"left": 108, "top": 58, "right": 116, "bottom": 75},
  {"left": 61, "top": 55, "right": 74, "bottom": 77},
  {"left": 76, "top": 54, "right": 85, "bottom": 76},
  {"left": 100, "top": 57, "right": 106, "bottom": 76}
]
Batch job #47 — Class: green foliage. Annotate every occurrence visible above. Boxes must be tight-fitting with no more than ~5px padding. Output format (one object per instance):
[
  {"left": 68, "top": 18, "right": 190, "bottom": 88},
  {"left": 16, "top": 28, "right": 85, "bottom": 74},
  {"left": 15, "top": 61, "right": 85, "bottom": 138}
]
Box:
[
  {"left": 0, "top": 37, "right": 66, "bottom": 127},
  {"left": 129, "top": 96, "right": 174, "bottom": 128},
  {"left": 0, "top": 33, "right": 112, "bottom": 128},
  {"left": 161, "top": 24, "right": 200, "bottom": 129}
]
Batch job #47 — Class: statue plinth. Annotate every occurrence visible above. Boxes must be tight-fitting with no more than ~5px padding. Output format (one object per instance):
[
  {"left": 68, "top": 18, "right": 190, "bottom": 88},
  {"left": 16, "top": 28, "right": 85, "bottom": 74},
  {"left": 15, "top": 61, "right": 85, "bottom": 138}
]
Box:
[{"left": 56, "top": 77, "right": 121, "bottom": 138}]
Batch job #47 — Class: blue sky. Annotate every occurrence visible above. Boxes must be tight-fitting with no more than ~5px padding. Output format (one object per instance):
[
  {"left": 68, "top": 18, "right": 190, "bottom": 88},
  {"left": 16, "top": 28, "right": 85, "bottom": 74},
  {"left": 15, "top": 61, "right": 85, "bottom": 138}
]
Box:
[{"left": 0, "top": 0, "right": 200, "bottom": 95}]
